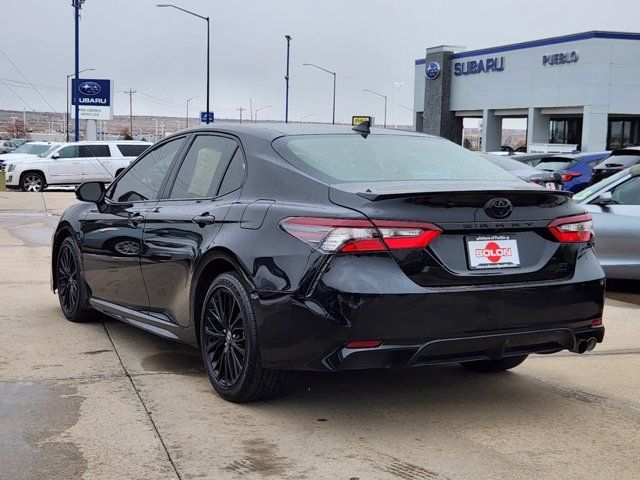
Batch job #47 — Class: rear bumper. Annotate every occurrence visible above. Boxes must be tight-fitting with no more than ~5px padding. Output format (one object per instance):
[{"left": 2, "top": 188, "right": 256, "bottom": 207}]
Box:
[{"left": 254, "top": 250, "right": 605, "bottom": 371}]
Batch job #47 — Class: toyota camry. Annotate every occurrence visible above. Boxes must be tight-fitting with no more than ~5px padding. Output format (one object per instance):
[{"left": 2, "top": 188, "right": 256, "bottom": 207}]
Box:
[{"left": 51, "top": 123, "right": 605, "bottom": 402}]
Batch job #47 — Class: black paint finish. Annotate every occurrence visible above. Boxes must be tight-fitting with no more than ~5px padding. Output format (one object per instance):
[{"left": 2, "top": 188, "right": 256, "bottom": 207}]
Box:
[{"left": 52, "top": 124, "right": 606, "bottom": 372}]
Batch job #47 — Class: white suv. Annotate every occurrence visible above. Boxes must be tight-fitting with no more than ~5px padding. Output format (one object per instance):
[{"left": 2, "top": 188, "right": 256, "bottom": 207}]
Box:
[{"left": 4, "top": 141, "right": 152, "bottom": 192}]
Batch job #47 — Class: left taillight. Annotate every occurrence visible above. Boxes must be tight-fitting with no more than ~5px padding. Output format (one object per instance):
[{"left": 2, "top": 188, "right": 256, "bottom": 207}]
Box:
[
  {"left": 280, "top": 217, "right": 441, "bottom": 253},
  {"left": 547, "top": 213, "right": 594, "bottom": 243}
]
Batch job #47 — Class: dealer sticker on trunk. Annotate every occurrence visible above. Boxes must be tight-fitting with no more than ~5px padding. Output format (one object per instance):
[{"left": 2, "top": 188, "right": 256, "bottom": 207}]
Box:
[{"left": 466, "top": 235, "right": 521, "bottom": 270}]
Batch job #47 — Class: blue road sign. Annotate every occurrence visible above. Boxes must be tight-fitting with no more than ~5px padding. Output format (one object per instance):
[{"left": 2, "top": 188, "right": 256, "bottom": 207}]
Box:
[{"left": 200, "top": 111, "right": 215, "bottom": 123}]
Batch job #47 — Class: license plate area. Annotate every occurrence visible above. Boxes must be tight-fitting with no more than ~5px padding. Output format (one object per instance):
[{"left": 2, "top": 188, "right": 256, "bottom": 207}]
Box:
[{"left": 466, "top": 235, "right": 521, "bottom": 270}]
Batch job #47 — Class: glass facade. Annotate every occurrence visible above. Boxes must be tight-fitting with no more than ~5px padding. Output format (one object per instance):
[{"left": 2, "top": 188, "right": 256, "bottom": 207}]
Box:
[
  {"left": 549, "top": 118, "right": 582, "bottom": 145},
  {"left": 607, "top": 118, "right": 640, "bottom": 149}
]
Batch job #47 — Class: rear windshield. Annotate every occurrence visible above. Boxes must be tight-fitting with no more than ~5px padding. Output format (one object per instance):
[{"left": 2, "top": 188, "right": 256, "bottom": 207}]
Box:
[
  {"left": 595, "top": 154, "right": 640, "bottom": 169},
  {"left": 273, "top": 134, "right": 516, "bottom": 183},
  {"left": 535, "top": 159, "right": 574, "bottom": 172},
  {"left": 117, "top": 144, "right": 150, "bottom": 157}
]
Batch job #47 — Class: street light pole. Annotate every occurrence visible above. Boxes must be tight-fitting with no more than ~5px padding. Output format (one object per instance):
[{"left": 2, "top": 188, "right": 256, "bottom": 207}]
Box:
[
  {"left": 285, "top": 35, "right": 291, "bottom": 123},
  {"left": 72, "top": 0, "right": 85, "bottom": 141},
  {"left": 363, "top": 89, "right": 388, "bottom": 128},
  {"left": 186, "top": 96, "right": 198, "bottom": 128},
  {"left": 254, "top": 105, "right": 272, "bottom": 123},
  {"left": 66, "top": 67, "right": 94, "bottom": 142},
  {"left": 393, "top": 81, "right": 405, "bottom": 129},
  {"left": 302, "top": 63, "right": 336, "bottom": 124},
  {"left": 158, "top": 4, "right": 211, "bottom": 124}
]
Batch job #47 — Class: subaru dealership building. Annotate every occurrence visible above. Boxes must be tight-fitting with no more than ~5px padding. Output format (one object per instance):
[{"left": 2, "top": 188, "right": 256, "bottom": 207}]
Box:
[{"left": 413, "top": 31, "right": 640, "bottom": 152}]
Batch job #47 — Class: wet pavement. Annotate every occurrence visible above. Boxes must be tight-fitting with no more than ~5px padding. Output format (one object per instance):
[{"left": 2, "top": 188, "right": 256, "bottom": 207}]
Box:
[{"left": 1, "top": 191, "right": 639, "bottom": 480}]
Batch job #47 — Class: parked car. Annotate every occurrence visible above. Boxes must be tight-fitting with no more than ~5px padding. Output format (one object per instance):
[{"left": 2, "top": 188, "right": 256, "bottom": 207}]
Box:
[
  {"left": 4, "top": 141, "right": 152, "bottom": 192},
  {"left": 573, "top": 165, "right": 640, "bottom": 280},
  {"left": 534, "top": 152, "right": 610, "bottom": 192},
  {"left": 482, "top": 153, "right": 562, "bottom": 190},
  {"left": 0, "top": 142, "right": 61, "bottom": 171},
  {"left": 0, "top": 140, "right": 19, "bottom": 154},
  {"left": 591, "top": 147, "right": 640, "bottom": 184},
  {"left": 51, "top": 124, "right": 605, "bottom": 403}
]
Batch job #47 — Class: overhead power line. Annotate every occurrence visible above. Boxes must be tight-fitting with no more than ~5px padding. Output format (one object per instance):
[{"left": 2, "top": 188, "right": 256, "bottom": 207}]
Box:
[
  {"left": 0, "top": 47, "right": 59, "bottom": 113},
  {"left": 0, "top": 78, "right": 36, "bottom": 112}
]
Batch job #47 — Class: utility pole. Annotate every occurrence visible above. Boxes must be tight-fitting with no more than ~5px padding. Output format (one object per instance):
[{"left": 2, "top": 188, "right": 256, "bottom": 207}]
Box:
[
  {"left": 284, "top": 35, "right": 291, "bottom": 123},
  {"left": 127, "top": 89, "right": 136, "bottom": 136},
  {"left": 249, "top": 97, "right": 253, "bottom": 123},
  {"left": 72, "top": 0, "right": 84, "bottom": 142},
  {"left": 237, "top": 107, "right": 245, "bottom": 124}
]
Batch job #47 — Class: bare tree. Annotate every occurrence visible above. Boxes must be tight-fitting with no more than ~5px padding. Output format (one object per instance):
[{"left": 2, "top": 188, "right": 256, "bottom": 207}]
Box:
[
  {"left": 7, "top": 120, "right": 28, "bottom": 139},
  {"left": 119, "top": 127, "right": 133, "bottom": 140}
]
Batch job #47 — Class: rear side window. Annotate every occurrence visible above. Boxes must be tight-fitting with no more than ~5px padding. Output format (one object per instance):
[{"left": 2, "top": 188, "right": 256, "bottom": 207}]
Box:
[
  {"left": 218, "top": 148, "right": 247, "bottom": 195},
  {"left": 273, "top": 135, "right": 515, "bottom": 183},
  {"left": 117, "top": 144, "right": 150, "bottom": 157},
  {"left": 169, "top": 135, "right": 238, "bottom": 199},
  {"left": 80, "top": 145, "right": 111, "bottom": 157},
  {"left": 109, "top": 137, "right": 184, "bottom": 202}
]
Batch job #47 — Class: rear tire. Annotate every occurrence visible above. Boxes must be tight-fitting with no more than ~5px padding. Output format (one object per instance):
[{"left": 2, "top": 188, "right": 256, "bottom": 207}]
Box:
[
  {"left": 20, "top": 171, "right": 46, "bottom": 192},
  {"left": 56, "top": 237, "right": 94, "bottom": 323},
  {"left": 460, "top": 354, "right": 528, "bottom": 373},
  {"left": 200, "top": 272, "right": 284, "bottom": 403}
]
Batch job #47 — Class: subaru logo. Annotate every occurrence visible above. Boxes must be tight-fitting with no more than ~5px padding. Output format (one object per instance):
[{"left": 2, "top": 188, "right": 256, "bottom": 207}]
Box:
[
  {"left": 425, "top": 61, "right": 441, "bottom": 80},
  {"left": 485, "top": 198, "right": 513, "bottom": 219},
  {"left": 79, "top": 81, "right": 101, "bottom": 96}
]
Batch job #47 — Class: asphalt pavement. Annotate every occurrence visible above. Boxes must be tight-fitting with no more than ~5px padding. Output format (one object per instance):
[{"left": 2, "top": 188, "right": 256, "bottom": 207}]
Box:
[{"left": 1, "top": 191, "right": 639, "bottom": 480}]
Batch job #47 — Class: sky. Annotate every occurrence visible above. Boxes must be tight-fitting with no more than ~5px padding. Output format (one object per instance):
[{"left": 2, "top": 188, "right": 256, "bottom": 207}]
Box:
[{"left": 1, "top": 0, "right": 639, "bottom": 126}]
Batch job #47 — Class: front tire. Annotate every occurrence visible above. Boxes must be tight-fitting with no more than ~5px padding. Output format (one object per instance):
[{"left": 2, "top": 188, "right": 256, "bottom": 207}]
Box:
[
  {"left": 460, "top": 354, "right": 528, "bottom": 373},
  {"left": 56, "top": 237, "right": 94, "bottom": 323},
  {"left": 21, "top": 171, "right": 46, "bottom": 192},
  {"left": 200, "top": 272, "right": 284, "bottom": 402}
]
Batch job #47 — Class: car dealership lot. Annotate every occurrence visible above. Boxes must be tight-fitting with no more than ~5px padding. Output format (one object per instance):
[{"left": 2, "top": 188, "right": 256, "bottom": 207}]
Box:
[{"left": 1, "top": 192, "right": 640, "bottom": 480}]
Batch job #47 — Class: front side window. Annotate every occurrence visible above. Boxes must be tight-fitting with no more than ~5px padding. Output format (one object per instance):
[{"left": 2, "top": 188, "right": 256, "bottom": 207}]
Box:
[
  {"left": 117, "top": 144, "right": 150, "bottom": 157},
  {"left": 274, "top": 134, "right": 517, "bottom": 183},
  {"left": 57, "top": 146, "right": 79, "bottom": 158},
  {"left": 169, "top": 135, "right": 238, "bottom": 199},
  {"left": 109, "top": 137, "right": 184, "bottom": 203}
]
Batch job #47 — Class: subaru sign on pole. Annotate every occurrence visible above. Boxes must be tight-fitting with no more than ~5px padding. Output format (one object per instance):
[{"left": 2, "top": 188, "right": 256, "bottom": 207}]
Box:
[
  {"left": 71, "top": 78, "right": 113, "bottom": 120},
  {"left": 200, "top": 111, "right": 215, "bottom": 124}
]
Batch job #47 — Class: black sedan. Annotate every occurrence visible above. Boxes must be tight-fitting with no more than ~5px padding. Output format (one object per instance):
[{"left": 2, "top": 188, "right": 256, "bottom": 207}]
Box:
[
  {"left": 51, "top": 124, "right": 605, "bottom": 402},
  {"left": 591, "top": 147, "right": 640, "bottom": 184}
]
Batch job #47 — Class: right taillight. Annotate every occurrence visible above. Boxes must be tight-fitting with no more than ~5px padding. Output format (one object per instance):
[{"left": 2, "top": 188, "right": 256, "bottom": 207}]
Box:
[
  {"left": 547, "top": 213, "right": 594, "bottom": 243},
  {"left": 280, "top": 217, "right": 441, "bottom": 253},
  {"left": 561, "top": 172, "right": 582, "bottom": 183}
]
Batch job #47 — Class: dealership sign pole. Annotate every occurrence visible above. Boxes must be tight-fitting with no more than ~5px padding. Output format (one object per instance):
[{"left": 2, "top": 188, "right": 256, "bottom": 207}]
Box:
[{"left": 72, "top": 0, "right": 84, "bottom": 142}]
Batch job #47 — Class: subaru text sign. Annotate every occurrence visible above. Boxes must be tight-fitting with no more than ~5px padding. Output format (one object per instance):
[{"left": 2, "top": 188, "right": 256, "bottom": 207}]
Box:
[
  {"left": 71, "top": 78, "right": 113, "bottom": 120},
  {"left": 454, "top": 57, "right": 505, "bottom": 76},
  {"left": 425, "top": 61, "right": 441, "bottom": 80},
  {"left": 200, "top": 111, "right": 215, "bottom": 124}
]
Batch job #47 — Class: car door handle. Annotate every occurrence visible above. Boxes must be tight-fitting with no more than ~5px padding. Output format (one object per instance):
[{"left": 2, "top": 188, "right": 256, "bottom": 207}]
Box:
[
  {"left": 128, "top": 212, "right": 143, "bottom": 227},
  {"left": 192, "top": 213, "right": 216, "bottom": 227}
]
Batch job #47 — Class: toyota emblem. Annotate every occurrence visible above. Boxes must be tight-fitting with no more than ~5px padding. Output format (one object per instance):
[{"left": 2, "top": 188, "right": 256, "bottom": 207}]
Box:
[{"left": 485, "top": 198, "right": 513, "bottom": 219}]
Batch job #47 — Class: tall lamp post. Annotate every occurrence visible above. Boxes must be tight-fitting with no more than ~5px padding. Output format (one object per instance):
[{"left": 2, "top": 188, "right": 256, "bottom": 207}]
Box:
[
  {"left": 158, "top": 4, "right": 211, "bottom": 124},
  {"left": 302, "top": 63, "right": 336, "bottom": 124},
  {"left": 363, "top": 89, "right": 388, "bottom": 128},
  {"left": 284, "top": 35, "right": 291, "bottom": 123},
  {"left": 186, "top": 96, "right": 198, "bottom": 128},
  {"left": 393, "top": 81, "right": 405, "bottom": 129},
  {"left": 66, "top": 67, "right": 94, "bottom": 141},
  {"left": 254, "top": 105, "right": 272, "bottom": 123}
]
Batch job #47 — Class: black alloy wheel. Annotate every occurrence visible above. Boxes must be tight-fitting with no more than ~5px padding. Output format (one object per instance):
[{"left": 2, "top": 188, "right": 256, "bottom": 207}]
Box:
[
  {"left": 56, "top": 237, "right": 93, "bottom": 323},
  {"left": 200, "top": 272, "right": 283, "bottom": 402},
  {"left": 203, "top": 285, "right": 246, "bottom": 388}
]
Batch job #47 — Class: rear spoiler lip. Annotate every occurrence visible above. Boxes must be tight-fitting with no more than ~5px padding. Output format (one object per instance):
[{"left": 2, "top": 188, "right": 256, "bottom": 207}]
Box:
[{"left": 355, "top": 188, "right": 573, "bottom": 201}]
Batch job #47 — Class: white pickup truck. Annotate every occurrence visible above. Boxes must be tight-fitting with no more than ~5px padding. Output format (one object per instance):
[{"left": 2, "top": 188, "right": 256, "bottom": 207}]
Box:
[{"left": 4, "top": 141, "right": 152, "bottom": 192}]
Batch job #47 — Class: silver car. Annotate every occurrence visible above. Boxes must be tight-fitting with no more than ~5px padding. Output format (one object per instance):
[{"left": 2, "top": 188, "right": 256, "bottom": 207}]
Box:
[{"left": 573, "top": 165, "right": 640, "bottom": 279}]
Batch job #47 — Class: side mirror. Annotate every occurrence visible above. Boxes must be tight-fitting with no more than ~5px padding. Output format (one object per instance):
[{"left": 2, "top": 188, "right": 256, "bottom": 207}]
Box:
[
  {"left": 51, "top": 152, "right": 60, "bottom": 159},
  {"left": 76, "top": 181, "right": 105, "bottom": 204},
  {"left": 593, "top": 191, "right": 613, "bottom": 205}
]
